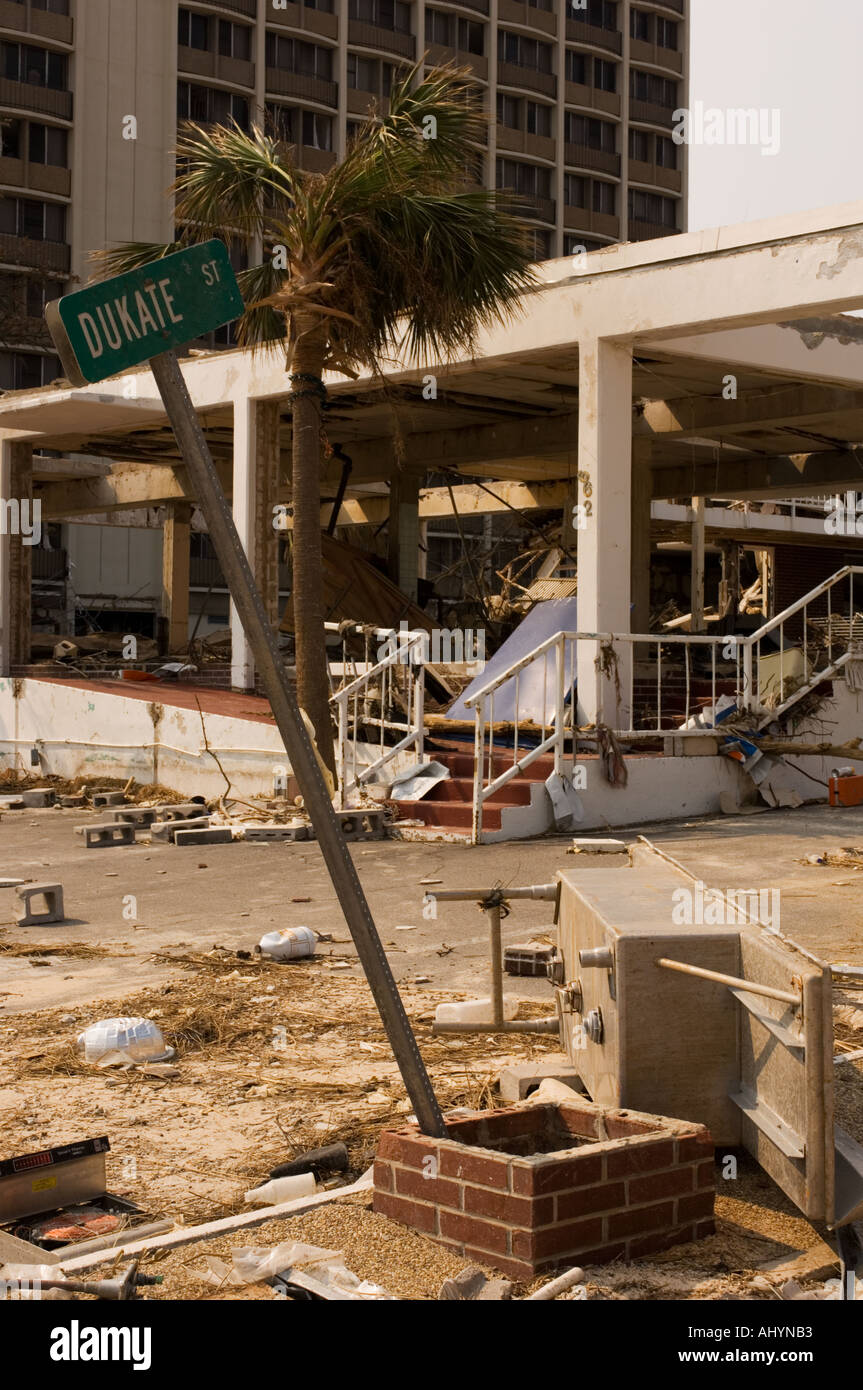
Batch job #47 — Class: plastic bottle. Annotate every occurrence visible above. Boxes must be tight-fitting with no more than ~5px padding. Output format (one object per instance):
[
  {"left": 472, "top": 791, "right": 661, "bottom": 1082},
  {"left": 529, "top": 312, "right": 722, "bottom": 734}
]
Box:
[
  {"left": 244, "top": 1173, "right": 317, "bottom": 1206},
  {"left": 258, "top": 926, "right": 317, "bottom": 960},
  {"left": 434, "top": 996, "right": 519, "bottom": 1024}
]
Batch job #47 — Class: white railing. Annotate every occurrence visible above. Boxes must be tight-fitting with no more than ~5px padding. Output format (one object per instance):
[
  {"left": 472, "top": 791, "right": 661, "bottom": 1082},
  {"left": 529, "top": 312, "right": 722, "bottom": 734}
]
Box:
[
  {"left": 465, "top": 566, "right": 863, "bottom": 842},
  {"left": 329, "top": 624, "right": 426, "bottom": 808}
]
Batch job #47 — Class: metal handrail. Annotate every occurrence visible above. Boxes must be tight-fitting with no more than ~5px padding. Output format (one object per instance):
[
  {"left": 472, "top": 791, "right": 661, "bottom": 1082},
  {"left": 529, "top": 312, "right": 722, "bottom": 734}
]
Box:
[{"left": 329, "top": 625, "right": 426, "bottom": 808}]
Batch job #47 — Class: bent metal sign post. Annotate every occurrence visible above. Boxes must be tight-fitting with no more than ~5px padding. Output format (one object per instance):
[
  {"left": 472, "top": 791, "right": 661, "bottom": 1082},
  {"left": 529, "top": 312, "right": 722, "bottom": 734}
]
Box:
[{"left": 46, "top": 239, "right": 244, "bottom": 385}]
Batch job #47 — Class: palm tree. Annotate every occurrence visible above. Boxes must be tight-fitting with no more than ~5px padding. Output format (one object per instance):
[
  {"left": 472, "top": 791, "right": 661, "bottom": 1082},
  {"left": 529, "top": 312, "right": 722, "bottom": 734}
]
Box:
[{"left": 93, "top": 63, "right": 536, "bottom": 777}]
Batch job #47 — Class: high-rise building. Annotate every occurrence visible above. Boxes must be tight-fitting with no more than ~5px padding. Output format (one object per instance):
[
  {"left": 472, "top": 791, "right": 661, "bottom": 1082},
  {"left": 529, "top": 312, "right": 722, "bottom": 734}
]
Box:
[{"left": 0, "top": 0, "right": 688, "bottom": 387}]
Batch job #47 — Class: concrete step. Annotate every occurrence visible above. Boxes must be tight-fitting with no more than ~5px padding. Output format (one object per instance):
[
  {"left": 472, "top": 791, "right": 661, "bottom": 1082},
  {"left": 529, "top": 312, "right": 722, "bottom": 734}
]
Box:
[
  {"left": 429, "top": 749, "right": 557, "bottom": 782},
  {"left": 393, "top": 799, "right": 503, "bottom": 831},
  {"left": 421, "top": 777, "right": 532, "bottom": 807}
]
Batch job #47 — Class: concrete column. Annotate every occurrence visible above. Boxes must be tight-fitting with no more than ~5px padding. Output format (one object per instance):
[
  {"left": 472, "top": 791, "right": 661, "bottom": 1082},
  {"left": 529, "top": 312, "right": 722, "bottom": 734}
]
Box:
[
  {"left": 231, "top": 397, "right": 282, "bottom": 689},
  {"left": 387, "top": 467, "right": 421, "bottom": 603},
  {"left": 690, "top": 496, "right": 706, "bottom": 632},
  {"left": 630, "top": 441, "right": 652, "bottom": 634},
  {"left": 160, "top": 502, "right": 192, "bottom": 653},
  {"left": 576, "top": 338, "right": 633, "bottom": 727},
  {"left": 0, "top": 439, "right": 33, "bottom": 676}
]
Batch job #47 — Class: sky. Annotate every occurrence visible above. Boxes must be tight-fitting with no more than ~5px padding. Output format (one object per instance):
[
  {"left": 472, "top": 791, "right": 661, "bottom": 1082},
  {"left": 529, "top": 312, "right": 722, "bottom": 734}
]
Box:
[{"left": 688, "top": 0, "right": 863, "bottom": 232}]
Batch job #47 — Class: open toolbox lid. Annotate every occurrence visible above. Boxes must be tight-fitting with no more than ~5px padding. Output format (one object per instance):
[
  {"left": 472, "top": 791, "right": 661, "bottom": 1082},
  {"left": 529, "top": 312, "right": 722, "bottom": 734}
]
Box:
[{"left": 0, "top": 1137, "right": 110, "bottom": 1224}]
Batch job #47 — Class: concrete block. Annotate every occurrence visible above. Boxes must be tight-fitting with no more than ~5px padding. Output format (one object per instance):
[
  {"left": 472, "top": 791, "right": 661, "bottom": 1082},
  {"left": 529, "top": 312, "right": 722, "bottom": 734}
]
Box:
[
  {"left": 59, "top": 795, "right": 86, "bottom": 808},
  {"left": 503, "top": 942, "right": 556, "bottom": 977},
  {"left": 662, "top": 735, "right": 720, "bottom": 757},
  {"left": 92, "top": 791, "right": 129, "bottom": 807},
  {"left": 156, "top": 803, "right": 209, "bottom": 821},
  {"left": 151, "top": 817, "right": 210, "bottom": 842},
  {"left": 0, "top": 796, "right": 24, "bottom": 809},
  {"left": 21, "top": 788, "right": 55, "bottom": 808},
  {"left": 105, "top": 807, "right": 159, "bottom": 826},
  {"left": 84, "top": 823, "right": 136, "bottom": 849},
  {"left": 174, "top": 827, "right": 233, "bottom": 845},
  {"left": 15, "top": 881, "right": 65, "bottom": 926},
  {"left": 244, "top": 824, "right": 309, "bottom": 842},
  {"left": 498, "top": 1060, "right": 586, "bottom": 1105},
  {"left": 570, "top": 837, "right": 626, "bottom": 854},
  {"left": 335, "top": 808, "right": 385, "bottom": 841}
]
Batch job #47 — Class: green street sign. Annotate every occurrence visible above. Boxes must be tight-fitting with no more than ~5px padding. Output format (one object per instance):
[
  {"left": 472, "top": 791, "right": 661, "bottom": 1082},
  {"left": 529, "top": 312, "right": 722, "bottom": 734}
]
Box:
[{"left": 46, "top": 239, "right": 245, "bottom": 386}]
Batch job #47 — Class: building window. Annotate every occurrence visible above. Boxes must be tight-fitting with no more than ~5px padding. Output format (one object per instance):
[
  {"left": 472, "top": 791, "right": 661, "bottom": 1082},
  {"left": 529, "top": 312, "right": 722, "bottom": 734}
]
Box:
[
  {"left": 0, "top": 196, "right": 65, "bottom": 241},
  {"left": 302, "top": 111, "right": 332, "bottom": 150},
  {"left": 528, "top": 228, "right": 551, "bottom": 259},
  {"left": 1, "top": 43, "right": 68, "bottom": 90},
  {"left": 347, "top": 53, "right": 378, "bottom": 91},
  {"left": 26, "top": 276, "right": 49, "bottom": 318},
  {"left": 564, "top": 233, "right": 602, "bottom": 255},
  {"left": 528, "top": 0, "right": 553, "bottom": 11},
  {"left": 177, "top": 82, "right": 250, "bottom": 130},
  {"left": 265, "top": 34, "right": 333, "bottom": 81},
  {"left": 656, "top": 134, "right": 677, "bottom": 168},
  {"left": 628, "top": 127, "right": 651, "bottom": 162},
  {"left": 0, "top": 116, "right": 22, "bottom": 159},
  {"left": 564, "top": 113, "right": 616, "bottom": 152},
  {"left": 628, "top": 189, "right": 677, "bottom": 228},
  {"left": 496, "top": 158, "right": 551, "bottom": 199},
  {"left": 630, "top": 8, "right": 651, "bottom": 41},
  {"left": 593, "top": 58, "right": 616, "bottom": 92},
  {"left": 497, "top": 93, "right": 520, "bottom": 129},
  {"left": 349, "top": 0, "right": 412, "bottom": 33},
  {"left": 305, "top": 0, "right": 334, "bottom": 10},
  {"left": 218, "top": 20, "right": 252, "bottom": 62},
  {"left": 630, "top": 70, "right": 678, "bottom": 108},
  {"left": 585, "top": 0, "right": 617, "bottom": 31},
  {"left": 564, "top": 172, "right": 586, "bottom": 207},
  {"left": 32, "top": 0, "right": 70, "bottom": 12},
  {"left": 526, "top": 101, "right": 552, "bottom": 137},
  {"left": 266, "top": 102, "right": 296, "bottom": 142},
  {"left": 0, "top": 351, "right": 62, "bottom": 391},
  {"left": 592, "top": 180, "right": 615, "bottom": 215},
  {"left": 565, "top": 50, "right": 587, "bottom": 85},
  {"left": 178, "top": 8, "right": 210, "bottom": 50},
  {"left": 498, "top": 31, "right": 554, "bottom": 75},
  {"left": 425, "top": 8, "right": 452, "bottom": 46},
  {"left": 28, "top": 122, "right": 67, "bottom": 167},
  {"left": 656, "top": 18, "right": 678, "bottom": 50}
]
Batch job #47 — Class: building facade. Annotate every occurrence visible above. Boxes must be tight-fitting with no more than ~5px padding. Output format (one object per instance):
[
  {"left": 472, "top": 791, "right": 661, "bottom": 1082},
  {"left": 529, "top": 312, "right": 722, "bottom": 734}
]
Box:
[{"left": 0, "top": 0, "right": 689, "bottom": 389}]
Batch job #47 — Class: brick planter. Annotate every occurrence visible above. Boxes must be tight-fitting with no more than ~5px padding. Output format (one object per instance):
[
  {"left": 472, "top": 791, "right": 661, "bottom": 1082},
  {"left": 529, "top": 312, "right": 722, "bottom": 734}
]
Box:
[{"left": 374, "top": 1099, "right": 715, "bottom": 1280}]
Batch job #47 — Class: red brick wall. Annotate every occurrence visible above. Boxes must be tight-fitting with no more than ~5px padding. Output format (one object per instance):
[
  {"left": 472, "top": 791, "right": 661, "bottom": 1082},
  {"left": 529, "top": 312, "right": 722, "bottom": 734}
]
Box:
[{"left": 374, "top": 1101, "right": 715, "bottom": 1281}]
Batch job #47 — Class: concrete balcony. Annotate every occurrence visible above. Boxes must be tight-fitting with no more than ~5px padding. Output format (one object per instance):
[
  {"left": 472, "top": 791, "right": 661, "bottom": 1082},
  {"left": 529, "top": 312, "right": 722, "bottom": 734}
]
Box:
[
  {"left": 426, "top": 44, "right": 488, "bottom": 81},
  {"left": 630, "top": 98, "right": 677, "bottom": 127},
  {"left": 0, "top": 232, "right": 70, "bottom": 274},
  {"left": 346, "top": 85, "right": 375, "bottom": 117},
  {"left": 564, "top": 142, "right": 620, "bottom": 177},
  {"left": 502, "top": 193, "right": 555, "bottom": 225},
  {"left": 565, "top": 18, "right": 622, "bottom": 55},
  {"left": 298, "top": 144, "right": 337, "bottom": 173},
  {"left": 347, "top": 20, "right": 415, "bottom": 59},
  {"left": 564, "top": 81, "right": 620, "bottom": 116},
  {"left": 498, "top": 0, "right": 556, "bottom": 36},
  {"left": 629, "top": 37, "right": 684, "bottom": 75},
  {"left": 0, "top": 0, "right": 73, "bottom": 45},
  {"left": 563, "top": 206, "right": 619, "bottom": 239},
  {"left": 177, "top": 47, "right": 255, "bottom": 89},
  {"left": 628, "top": 158, "right": 681, "bottom": 193},
  {"left": 496, "top": 125, "right": 555, "bottom": 162},
  {"left": 265, "top": 68, "right": 338, "bottom": 108},
  {"left": 268, "top": 3, "right": 339, "bottom": 39},
  {"left": 628, "top": 218, "right": 677, "bottom": 241},
  {"left": 0, "top": 156, "right": 70, "bottom": 197},
  {"left": 0, "top": 76, "right": 72, "bottom": 121},
  {"left": 205, "top": 0, "right": 256, "bottom": 15},
  {"left": 497, "top": 61, "right": 555, "bottom": 98}
]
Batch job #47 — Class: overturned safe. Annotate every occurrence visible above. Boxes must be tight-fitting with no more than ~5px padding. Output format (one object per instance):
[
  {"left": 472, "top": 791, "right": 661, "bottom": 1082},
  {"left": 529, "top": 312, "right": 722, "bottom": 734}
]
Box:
[{"left": 431, "top": 841, "right": 863, "bottom": 1244}]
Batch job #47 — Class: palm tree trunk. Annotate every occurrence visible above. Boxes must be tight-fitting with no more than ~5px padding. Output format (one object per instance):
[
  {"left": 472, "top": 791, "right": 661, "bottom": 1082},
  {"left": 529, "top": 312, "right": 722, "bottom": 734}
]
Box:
[{"left": 290, "top": 330, "right": 335, "bottom": 776}]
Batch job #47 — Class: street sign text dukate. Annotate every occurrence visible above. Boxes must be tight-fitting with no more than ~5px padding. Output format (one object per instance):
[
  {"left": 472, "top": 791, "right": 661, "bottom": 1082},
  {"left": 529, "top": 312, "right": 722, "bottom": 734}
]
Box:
[{"left": 46, "top": 240, "right": 245, "bottom": 386}]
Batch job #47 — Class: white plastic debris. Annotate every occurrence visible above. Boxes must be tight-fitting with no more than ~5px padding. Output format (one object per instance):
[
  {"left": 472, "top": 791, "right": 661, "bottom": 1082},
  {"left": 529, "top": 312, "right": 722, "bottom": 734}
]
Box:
[
  {"left": 434, "top": 996, "right": 518, "bottom": 1024},
  {"left": 258, "top": 926, "right": 318, "bottom": 960},
  {"left": 231, "top": 1240, "right": 393, "bottom": 1299},
  {"left": 244, "top": 1174, "right": 317, "bottom": 1206},
  {"left": 76, "top": 1016, "right": 174, "bottom": 1065}
]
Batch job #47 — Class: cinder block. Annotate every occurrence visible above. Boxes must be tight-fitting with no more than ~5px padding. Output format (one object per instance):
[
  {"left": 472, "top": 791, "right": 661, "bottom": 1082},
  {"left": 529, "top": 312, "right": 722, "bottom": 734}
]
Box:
[
  {"left": 503, "top": 942, "right": 556, "bottom": 977},
  {"left": 150, "top": 817, "right": 210, "bottom": 842},
  {"left": 15, "top": 881, "right": 65, "bottom": 926},
  {"left": 84, "top": 822, "right": 136, "bottom": 848},
  {"left": 59, "top": 795, "right": 86, "bottom": 808},
  {"left": 174, "top": 827, "right": 233, "bottom": 845},
  {"left": 498, "top": 1061, "right": 585, "bottom": 1105},
  {"left": 244, "top": 824, "right": 309, "bottom": 842},
  {"left": 156, "top": 803, "right": 209, "bottom": 821},
  {"left": 335, "top": 808, "right": 385, "bottom": 841},
  {"left": 21, "top": 788, "right": 55, "bottom": 808},
  {"left": 105, "top": 807, "right": 159, "bottom": 827},
  {"left": 92, "top": 791, "right": 129, "bottom": 807}
]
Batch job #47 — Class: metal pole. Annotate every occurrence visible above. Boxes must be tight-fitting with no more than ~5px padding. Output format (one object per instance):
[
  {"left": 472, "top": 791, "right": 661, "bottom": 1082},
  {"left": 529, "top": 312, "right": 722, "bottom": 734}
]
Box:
[
  {"left": 149, "top": 351, "right": 446, "bottom": 1138},
  {"left": 488, "top": 903, "right": 504, "bottom": 1028}
]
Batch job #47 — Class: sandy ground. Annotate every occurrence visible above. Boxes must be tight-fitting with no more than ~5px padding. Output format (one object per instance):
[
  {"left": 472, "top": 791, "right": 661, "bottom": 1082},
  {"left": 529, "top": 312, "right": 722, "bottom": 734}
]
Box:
[{"left": 2, "top": 788, "right": 863, "bottom": 1299}]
